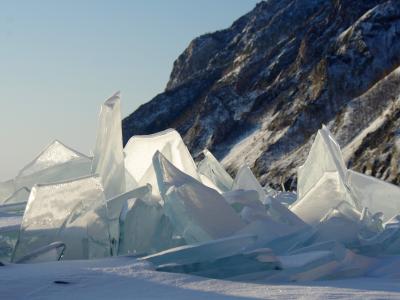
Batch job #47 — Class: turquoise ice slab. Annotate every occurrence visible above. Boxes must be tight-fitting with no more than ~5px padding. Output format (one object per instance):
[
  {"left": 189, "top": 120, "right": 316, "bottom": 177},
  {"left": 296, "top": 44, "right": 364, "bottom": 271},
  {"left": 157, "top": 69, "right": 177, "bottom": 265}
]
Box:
[
  {"left": 197, "top": 149, "right": 233, "bottom": 193},
  {"left": 15, "top": 241, "right": 65, "bottom": 264},
  {"left": 157, "top": 248, "right": 281, "bottom": 279},
  {"left": 12, "top": 175, "right": 110, "bottom": 261},
  {"left": 92, "top": 92, "right": 126, "bottom": 199},
  {"left": 143, "top": 234, "right": 256, "bottom": 266}
]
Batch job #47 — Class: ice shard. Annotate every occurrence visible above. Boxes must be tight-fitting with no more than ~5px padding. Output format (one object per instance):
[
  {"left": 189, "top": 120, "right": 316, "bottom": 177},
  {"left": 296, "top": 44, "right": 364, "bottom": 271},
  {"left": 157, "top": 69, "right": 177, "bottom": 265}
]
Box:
[
  {"left": 3, "top": 187, "right": 30, "bottom": 205},
  {"left": 106, "top": 184, "right": 171, "bottom": 256},
  {"left": 261, "top": 225, "right": 316, "bottom": 254},
  {"left": 0, "top": 202, "right": 27, "bottom": 261},
  {"left": 293, "top": 124, "right": 400, "bottom": 235},
  {"left": 115, "top": 181, "right": 182, "bottom": 255},
  {"left": 152, "top": 151, "right": 200, "bottom": 198},
  {"left": 12, "top": 175, "right": 110, "bottom": 262},
  {"left": 267, "top": 198, "right": 307, "bottom": 228},
  {"left": 358, "top": 215, "right": 400, "bottom": 255},
  {"left": 236, "top": 200, "right": 312, "bottom": 252},
  {"left": 14, "top": 140, "right": 92, "bottom": 190},
  {"left": 124, "top": 129, "right": 199, "bottom": 200},
  {"left": 222, "top": 189, "right": 264, "bottom": 211},
  {"left": 107, "top": 185, "right": 152, "bottom": 255},
  {"left": 310, "top": 202, "right": 367, "bottom": 247},
  {"left": 15, "top": 242, "right": 65, "bottom": 264},
  {"left": 0, "top": 215, "right": 22, "bottom": 262},
  {"left": 0, "top": 202, "right": 27, "bottom": 216},
  {"left": 233, "top": 165, "right": 266, "bottom": 203},
  {"left": 280, "top": 241, "right": 374, "bottom": 281},
  {"left": 142, "top": 234, "right": 256, "bottom": 266},
  {"left": 198, "top": 174, "right": 223, "bottom": 192},
  {"left": 273, "top": 250, "right": 345, "bottom": 282},
  {"left": 238, "top": 217, "right": 302, "bottom": 249},
  {"left": 272, "top": 191, "right": 297, "bottom": 207},
  {"left": 288, "top": 240, "right": 347, "bottom": 256},
  {"left": 153, "top": 152, "right": 245, "bottom": 243},
  {"left": 321, "top": 250, "right": 374, "bottom": 280},
  {"left": 18, "top": 140, "right": 88, "bottom": 177},
  {"left": 157, "top": 248, "right": 281, "bottom": 280},
  {"left": 234, "top": 242, "right": 358, "bottom": 282},
  {"left": 297, "top": 125, "right": 348, "bottom": 200},
  {"left": 222, "top": 189, "right": 267, "bottom": 223},
  {"left": 118, "top": 197, "right": 163, "bottom": 255},
  {"left": 291, "top": 172, "right": 352, "bottom": 225},
  {"left": 125, "top": 169, "right": 138, "bottom": 191},
  {"left": 197, "top": 149, "right": 233, "bottom": 192},
  {"left": 92, "top": 92, "right": 126, "bottom": 199},
  {"left": 291, "top": 126, "right": 370, "bottom": 225},
  {"left": 347, "top": 170, "right": 400, "bottom": 221},
  {"left": 149, "top": 214, "right": 185, "bottom": 252},
  {"left": 0, "top": 180, "right": 15, "bottom": 204},
  {"left": 164, "top": 183, "right": 245, "bottom": 243}
]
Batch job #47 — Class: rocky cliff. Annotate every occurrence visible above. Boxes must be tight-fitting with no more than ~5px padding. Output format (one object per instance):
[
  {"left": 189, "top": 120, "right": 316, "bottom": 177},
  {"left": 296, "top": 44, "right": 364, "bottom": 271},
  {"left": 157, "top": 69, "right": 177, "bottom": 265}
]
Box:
[{"left": 123, "top": 0, "right": 400, "bottom": 189}]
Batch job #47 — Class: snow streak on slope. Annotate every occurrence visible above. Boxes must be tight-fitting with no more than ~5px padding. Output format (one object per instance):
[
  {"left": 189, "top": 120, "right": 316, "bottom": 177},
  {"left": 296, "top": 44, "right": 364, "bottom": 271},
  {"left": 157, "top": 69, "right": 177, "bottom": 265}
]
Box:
[{"left": 342, "top": 105, "right": 393, "bottom": 162}]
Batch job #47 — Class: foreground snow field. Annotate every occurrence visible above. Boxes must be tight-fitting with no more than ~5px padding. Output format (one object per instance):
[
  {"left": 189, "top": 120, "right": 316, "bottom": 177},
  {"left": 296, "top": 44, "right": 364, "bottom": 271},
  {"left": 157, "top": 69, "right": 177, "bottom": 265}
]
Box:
[{"left": 2, "top": 256, "right": 400, "bottom": 300}]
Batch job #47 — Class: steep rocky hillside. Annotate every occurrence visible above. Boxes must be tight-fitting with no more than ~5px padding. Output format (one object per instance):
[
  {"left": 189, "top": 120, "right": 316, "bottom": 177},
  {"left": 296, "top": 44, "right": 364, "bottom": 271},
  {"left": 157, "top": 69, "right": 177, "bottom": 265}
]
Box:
[{"left": 123, "top": 0, "right": 400, "bottom": 189}]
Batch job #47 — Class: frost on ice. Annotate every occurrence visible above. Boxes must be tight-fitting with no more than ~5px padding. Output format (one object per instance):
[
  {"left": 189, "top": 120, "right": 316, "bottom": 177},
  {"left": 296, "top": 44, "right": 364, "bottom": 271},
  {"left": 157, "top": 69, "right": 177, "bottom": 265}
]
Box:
[
  {"left": 1, "top": 94, "right": 400, "bottom": 284},
  {"left": 15, "top": 140, "right": 92, "bottom": 192},
  {"left": 12, "top": 175, "right": 110, "bottom": 262}
]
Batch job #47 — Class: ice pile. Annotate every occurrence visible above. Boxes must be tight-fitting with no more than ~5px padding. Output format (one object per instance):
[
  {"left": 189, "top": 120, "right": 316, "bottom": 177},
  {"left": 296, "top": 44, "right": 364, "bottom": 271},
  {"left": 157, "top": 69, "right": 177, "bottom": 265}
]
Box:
[{"left": 1, "top": 94, "right": 400, "bottom": 282}]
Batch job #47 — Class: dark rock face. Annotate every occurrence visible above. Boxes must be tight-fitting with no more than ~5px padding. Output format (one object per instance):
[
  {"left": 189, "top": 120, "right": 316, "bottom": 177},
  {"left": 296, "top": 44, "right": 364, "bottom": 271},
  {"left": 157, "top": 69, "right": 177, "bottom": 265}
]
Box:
[{"left": 123, "top": 0, "right": 400, "bottom": 189}]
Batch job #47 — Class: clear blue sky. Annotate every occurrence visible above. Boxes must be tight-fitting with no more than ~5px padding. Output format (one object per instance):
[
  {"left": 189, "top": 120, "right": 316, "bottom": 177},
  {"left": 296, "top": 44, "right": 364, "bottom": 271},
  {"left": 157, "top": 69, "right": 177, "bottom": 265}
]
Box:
[{"left": 0, "top": 0, "right": 259, "bottom": 181}]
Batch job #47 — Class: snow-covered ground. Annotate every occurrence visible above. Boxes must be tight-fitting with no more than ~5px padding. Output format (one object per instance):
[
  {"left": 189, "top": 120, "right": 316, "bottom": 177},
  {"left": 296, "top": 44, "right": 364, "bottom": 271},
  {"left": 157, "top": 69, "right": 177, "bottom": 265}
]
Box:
[{"left": 1, "top": 256, "right": 400, "bottom": 300}]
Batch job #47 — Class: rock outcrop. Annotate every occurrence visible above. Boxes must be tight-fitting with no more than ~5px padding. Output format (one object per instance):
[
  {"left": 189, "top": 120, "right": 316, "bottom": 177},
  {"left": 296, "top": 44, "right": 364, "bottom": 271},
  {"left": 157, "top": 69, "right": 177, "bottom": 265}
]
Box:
[{"left": 123, "top": 0, "right": 400, "bottom": 189}]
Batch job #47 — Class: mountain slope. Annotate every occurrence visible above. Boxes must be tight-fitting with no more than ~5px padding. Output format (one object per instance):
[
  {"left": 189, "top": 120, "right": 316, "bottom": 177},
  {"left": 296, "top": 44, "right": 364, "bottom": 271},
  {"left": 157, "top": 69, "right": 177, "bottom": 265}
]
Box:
[{"left": 123, "top": 0, "right": 400, "bottom": 189}]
